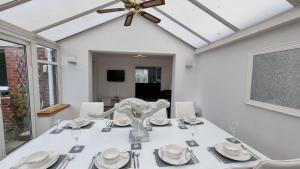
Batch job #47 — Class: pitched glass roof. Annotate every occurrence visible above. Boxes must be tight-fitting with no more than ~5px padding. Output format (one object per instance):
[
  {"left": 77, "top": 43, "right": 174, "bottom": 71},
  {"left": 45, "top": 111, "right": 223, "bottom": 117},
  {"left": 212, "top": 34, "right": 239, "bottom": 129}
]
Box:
[{"left": 0, "top": 0, "right": 294, "bottom": 48}]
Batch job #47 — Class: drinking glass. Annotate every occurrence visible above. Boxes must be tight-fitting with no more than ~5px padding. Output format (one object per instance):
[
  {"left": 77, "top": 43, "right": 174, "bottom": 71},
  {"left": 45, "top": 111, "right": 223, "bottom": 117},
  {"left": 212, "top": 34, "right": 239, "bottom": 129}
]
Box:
[
  {"left": 54, "top": 118, "right": 62, "bottom": 132},
  {"left": 189, "top": 119, "right": 198, "bottom": 141},
  {"left": 71, "top": 127, "right": 81, "bottom": 150},
  {"left": 229, "top": 121, "right": 239, "bottom": 138}
]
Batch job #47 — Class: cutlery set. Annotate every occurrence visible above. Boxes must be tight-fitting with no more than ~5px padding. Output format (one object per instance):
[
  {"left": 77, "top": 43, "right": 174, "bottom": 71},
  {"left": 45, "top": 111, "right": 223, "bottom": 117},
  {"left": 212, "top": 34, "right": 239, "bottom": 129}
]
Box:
[{"left": 131, "top": 151, "right": 140, "bottom": 169}]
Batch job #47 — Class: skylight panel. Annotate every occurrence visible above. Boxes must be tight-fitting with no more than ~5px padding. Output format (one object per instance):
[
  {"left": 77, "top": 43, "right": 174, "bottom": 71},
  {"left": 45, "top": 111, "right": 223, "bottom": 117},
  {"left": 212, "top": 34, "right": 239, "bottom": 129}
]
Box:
[
  {"left": 38, "top": 3, "right": 126, "bottom": 42},
  {"left": 196, "top": 0, "right": 293, "bottom": 29},
  {"left": 158, "top": 0, "right": 234, "bottom": 42},
  {"left": 145, "top": 8, "right": 207, "bottom": 48},
  {"left": 0, "top": 0, "right": 114, "bottom": 31}
]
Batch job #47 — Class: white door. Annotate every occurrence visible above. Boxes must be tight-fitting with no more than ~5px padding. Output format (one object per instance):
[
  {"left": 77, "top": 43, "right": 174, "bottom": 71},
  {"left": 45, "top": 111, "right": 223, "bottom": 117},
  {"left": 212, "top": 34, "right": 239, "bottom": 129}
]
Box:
[{"left": 0, "top": 95, "right": 6, "bottom": 159}]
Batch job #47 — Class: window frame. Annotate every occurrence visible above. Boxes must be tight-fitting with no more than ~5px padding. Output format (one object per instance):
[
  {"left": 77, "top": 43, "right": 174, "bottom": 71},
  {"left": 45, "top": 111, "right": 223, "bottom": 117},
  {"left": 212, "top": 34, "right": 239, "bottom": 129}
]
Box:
[{"left": 33, "top": 44, "right": 61, "bottom": 111}]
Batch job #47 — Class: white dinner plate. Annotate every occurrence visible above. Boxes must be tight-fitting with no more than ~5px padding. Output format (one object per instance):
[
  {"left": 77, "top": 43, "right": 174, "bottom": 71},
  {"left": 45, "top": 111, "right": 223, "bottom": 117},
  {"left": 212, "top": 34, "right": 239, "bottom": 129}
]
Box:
[
  {"left": 67, "top": 118, "right": 90, "bottom": 128},
  {"left": 158, "top": 146, "right": 191, "bottom": 165},
  {"left": 113, "top": 119, "right": 131, "bottom": 127},
  {"left": 149, "top": 118, "right": 170, "bottom": 126},
  {"left": 95, "top": 151, "right": 130, "bottom": 169},
  {"left": 184, "top": 118, "right": 202, "bottom": 125},
  {"left": 14, "top": 151, "right": 59, "bottom": 169},
  {"left": 215, "top": 143, "right": 251, "bottom": 161}
]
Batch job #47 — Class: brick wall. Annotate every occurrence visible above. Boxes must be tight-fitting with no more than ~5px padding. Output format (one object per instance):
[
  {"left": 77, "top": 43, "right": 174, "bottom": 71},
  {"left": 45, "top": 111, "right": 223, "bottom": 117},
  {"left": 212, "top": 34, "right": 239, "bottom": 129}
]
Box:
[
  {"left": 1, "top": 47, "right": 26, "bottom": 129},
  {"left": 37, "top": 47, "right": 50, "bottom": 109}
]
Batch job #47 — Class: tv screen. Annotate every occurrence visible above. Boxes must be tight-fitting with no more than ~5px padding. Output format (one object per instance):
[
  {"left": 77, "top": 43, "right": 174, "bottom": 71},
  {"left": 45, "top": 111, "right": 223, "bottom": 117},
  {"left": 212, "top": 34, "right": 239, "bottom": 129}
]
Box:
[{"left": 107, "top": 70, "right": 125, "bottom": 82}]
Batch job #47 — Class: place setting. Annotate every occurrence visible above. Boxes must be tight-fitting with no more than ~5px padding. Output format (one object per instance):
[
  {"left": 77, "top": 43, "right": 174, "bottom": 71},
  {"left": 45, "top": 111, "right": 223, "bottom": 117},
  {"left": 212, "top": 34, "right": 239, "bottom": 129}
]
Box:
[
  {"left": 88, "top": 148, "right": 132, "bottom": 169},
  {"left": 111, "top": 118, "right": 132, "bottom": 128},
  {"left": 153, "top": 144, "right": 200, "bottom": 167},
  {"left": 63, "top": 118, "right": 95, "bottom": 130},
  {"left": 207, "top": 141, "right": 260, "bottom": 164},
  {"left": 9, "top": 150, "right": 73, "bottom": 169},
  {"left": 148, "top": 117, "right": 172, "bottom": 127}
]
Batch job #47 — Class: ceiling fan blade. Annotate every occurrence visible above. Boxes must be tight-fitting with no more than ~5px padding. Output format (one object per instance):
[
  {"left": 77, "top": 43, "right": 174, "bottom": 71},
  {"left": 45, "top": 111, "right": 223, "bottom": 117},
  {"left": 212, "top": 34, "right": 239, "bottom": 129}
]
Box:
[
  {"left": 97, "top": 8, "right": 126, "bottom": 14},
  {"left": 139, "top": 11, "right": 161, "bottom": 24},
  {"left": 124, "top": 13, "right": 134, "bottom": 26},
  {"left": 140, "top": 0, "right": 165, "bottom": 9}
]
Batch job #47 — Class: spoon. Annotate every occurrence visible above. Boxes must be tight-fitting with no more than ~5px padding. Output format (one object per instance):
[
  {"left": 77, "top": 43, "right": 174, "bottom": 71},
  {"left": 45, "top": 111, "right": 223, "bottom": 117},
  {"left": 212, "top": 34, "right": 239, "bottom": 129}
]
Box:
[{"left": 61, "top": 154, "right": 75, "bottom": 169}]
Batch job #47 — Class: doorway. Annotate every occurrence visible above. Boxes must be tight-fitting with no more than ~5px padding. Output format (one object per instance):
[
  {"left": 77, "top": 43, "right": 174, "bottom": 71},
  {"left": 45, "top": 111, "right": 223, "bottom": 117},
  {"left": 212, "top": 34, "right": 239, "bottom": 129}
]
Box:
[{"left": 0, "top": 40, "right": 32, "bottom": 155}]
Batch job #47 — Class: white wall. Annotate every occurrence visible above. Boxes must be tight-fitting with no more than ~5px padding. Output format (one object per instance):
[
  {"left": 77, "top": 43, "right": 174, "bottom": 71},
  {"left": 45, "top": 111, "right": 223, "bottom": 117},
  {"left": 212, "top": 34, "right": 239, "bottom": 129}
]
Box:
[
  {"left": 196, "top": 21, "right": 300, "bottom": 159},
  {"left": 59, "top": 16, "right": 196, "bottom": 117},
  {"left": 93, "top": 54, "right": 173, "bottom": 101}
]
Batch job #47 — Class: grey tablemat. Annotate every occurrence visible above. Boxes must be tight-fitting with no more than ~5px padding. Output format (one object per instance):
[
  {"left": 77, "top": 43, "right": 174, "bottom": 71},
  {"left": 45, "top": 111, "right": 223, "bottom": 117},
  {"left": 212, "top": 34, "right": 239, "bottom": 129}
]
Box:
[
  {"left": 49, "top": 128, "right": 64, "bottom": 134},
  {"left": 226, "top": 138, "right": 241, "bottom": 144},
  {"left": 69, "top": 145, "right": 85, "bottom": 153},
  {"left": 153, "top": 149, "right": 195, "bottom": 167},
  {"left": 49, "top": 155, "right": 66, "bottom": 169},
  {"left": 63, "top": 121, "right": 95, "bottom": 129},
  {"left": 186, "top": 140, "right": 199, "bottom": 147},
  {"left": 207, "top": 147, "right": 258, "bottom": 164},
  {"left": 150, "top": 121, "right": 172, "bottom": 127},
  {"left": 131, "top": 143, "right": 142, "bottom": 150},
  {"left": 178, "top": 125, "right": 188, "bottom": 129},
  {"left": 90, "top": 151, "right": 132, "bottom": 169},
  {"left": 101, "top": 128, "right": 111, "bottom": 132}
]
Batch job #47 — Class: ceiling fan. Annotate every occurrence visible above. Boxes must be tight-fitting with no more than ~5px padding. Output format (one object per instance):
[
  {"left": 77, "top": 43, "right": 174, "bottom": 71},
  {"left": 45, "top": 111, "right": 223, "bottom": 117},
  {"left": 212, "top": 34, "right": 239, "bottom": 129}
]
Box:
[{"left": 97, "top": 0, "right": 165, "bottom": 26}]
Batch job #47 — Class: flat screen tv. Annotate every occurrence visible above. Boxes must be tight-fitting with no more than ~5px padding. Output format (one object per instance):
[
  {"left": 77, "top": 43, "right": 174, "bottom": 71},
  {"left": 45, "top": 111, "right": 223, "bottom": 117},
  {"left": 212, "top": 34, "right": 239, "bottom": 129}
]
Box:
[{"left": 107, "top": 70, "right": 125, "bottom": 82}]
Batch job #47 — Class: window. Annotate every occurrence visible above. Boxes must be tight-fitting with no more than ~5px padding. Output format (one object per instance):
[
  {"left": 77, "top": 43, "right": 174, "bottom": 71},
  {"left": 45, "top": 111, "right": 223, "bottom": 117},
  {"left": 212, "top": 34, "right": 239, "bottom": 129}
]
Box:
[
  {"left": 135, "top": 67, "right": 161, "bottom": 83},
  {"left": 36, "top": 45, "right": 59, "bottom": 110}
]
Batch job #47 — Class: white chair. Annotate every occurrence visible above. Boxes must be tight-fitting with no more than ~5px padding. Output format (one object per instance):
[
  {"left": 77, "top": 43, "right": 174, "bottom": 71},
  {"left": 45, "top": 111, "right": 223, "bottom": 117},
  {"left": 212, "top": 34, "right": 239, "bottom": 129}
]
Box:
[
  {"left": 150, "top": 108, "right": 168, "bottom": 119},
  {"left": 254, "top": 159, "right": 300, "bottom": 169},
  {"left": 80, "top": 102, "right": 104, "bottom": 120},
  {"left": 175, "top": 102, "right": 196, "bottom": 119}
]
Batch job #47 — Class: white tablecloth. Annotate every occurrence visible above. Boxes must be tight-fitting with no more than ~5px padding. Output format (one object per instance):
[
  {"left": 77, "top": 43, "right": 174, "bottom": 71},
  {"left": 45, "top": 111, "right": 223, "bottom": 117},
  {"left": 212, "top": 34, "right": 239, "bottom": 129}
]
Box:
[{"left": 0, "top": 118, "right": 268, "bottom": 169}]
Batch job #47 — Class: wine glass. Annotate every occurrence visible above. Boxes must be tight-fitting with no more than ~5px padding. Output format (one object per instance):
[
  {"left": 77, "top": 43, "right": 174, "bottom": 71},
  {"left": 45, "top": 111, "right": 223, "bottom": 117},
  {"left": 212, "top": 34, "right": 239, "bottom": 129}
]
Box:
[
  {"left": 54, "top": 118, "right": 62, "bottom": 132},
  {"left": 71, "top": 127, "right": 81, "bottom": 150},
  {"left": 189, "top": 119, "right": 198, "bottom": 142},
  {"left": 229, "top": 121, "right": 239, "bottom": 138}
]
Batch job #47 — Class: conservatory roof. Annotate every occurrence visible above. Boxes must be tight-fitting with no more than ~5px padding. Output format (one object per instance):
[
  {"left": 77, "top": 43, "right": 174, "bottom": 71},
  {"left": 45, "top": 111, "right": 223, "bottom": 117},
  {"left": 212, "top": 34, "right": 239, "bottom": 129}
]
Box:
[{"left": 0, "top": 0, "right": 295, "bottom": 48}]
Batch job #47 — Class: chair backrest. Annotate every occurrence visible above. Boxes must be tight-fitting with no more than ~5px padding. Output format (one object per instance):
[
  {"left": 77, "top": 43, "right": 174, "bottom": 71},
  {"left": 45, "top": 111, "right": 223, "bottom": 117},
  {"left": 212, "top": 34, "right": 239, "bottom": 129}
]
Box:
[
  {"left": 80, "top": 102, "right": 104, "bottom": 120},
  {"left": 175, "top": 102, "right": 196, "bottom": 119},
  {"left": 150, "top": 108, "right": 168, "bottom": 119},
  {"left": 254, "top": 159, "right": 300, "bottom": 169}
]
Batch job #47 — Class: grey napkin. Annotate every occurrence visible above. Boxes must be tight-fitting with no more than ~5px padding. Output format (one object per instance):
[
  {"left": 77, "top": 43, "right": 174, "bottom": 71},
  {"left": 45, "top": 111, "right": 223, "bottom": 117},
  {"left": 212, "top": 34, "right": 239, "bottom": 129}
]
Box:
[
  {"left": 90, "top": 151, "right": 132, "bottom": 169},
  {"left": 101, "top": 128, "right": 111, "bottom": 132},
  {"left": 184, "top": 121, "right": 204, "bottom": 125},
  {"left": 63, "top": 121, "right": 95, "bottom": 129},
  {"left": 49, "top": 155, "right": 67, "bottom": 169},
  {"left": 207, "top": 147, "right": 258, "bottom": 164},
  {"left": 131, "top": 143, "right": 142, "bottom": 150},
  {"left": 153, "top": 149, "right": 195, "bottom": 167}
]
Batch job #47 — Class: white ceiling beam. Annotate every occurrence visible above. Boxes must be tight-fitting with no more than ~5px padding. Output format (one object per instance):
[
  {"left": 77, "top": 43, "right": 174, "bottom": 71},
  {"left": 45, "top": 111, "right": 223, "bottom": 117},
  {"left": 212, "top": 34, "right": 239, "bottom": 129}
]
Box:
[
  {"left": 195, "top": 7, "right": 300, "bottom": 55},
  {"left": 0, "top": 0, "right": 30, "bottom": 12},
  {"left": 33, "top": 0, "right": 121, "bottom": 33},
  {"left": 187, "top": 0, "right": 239, "bottom": 32}
]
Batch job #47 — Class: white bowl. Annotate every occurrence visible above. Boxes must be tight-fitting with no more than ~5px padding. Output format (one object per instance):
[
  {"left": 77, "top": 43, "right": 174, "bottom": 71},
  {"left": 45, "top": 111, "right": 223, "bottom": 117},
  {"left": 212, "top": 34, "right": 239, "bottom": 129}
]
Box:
[
  {"left": 164, "top": 144, "right": 184, "bottom": 159},
  {"left": 222, "top": 142, "right": 243, "bottom": 156},
  {"left": 101, "top": 148, "right": 121, "bottom": 164},
  {"left": 24, "top": 151, "right": 50, "bottom": 167}
]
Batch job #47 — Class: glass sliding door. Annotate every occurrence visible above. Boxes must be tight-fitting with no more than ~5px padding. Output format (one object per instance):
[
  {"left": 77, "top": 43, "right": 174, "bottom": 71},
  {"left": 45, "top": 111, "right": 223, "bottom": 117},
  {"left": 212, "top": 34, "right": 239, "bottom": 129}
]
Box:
[{"left": 0, "top": 39, "right": 32, "bottom": 155}]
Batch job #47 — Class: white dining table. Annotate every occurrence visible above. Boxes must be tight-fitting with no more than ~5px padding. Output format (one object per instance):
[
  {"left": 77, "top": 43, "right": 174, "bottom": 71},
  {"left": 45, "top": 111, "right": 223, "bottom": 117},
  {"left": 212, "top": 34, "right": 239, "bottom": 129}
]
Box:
[{"left": 0, "top": 118, "right": 268, "bottom": 169}]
